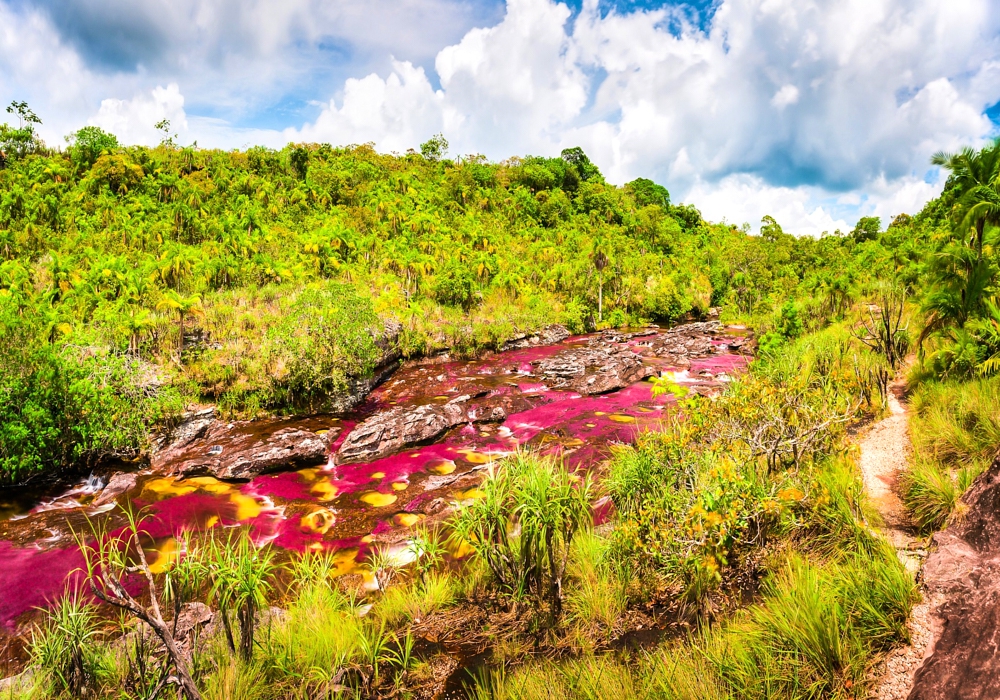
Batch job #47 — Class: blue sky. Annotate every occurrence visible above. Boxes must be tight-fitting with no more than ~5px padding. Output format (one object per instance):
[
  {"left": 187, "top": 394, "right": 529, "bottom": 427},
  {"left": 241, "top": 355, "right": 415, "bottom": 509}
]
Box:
[{"left": 2, "top": 0, "right": 999, "bottom": 235}]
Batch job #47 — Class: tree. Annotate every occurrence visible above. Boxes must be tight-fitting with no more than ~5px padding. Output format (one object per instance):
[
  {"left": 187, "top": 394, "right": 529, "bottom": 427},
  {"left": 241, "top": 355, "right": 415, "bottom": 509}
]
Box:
[
  {"left": 760, "top": 215, "right": 785, "bottom": 242},
  {"left": 67, "top": 126, "right": 119, "bottom": 169},
  {"left": 625, "top": 177, "right": 670, "bottom": 209},
  {"left": 560, "top": 147, "right": 603, "bottom": 182},
  {"left": 420, "top": 133, "right": 449, "bottom": 161},
  {"left": 592, "top": 245, "right": 609, "bottom": 323},
  {"left": 156, "top": 290, "right": 203, "bottom": 353},
  {"left": 932, "top": 140, "right": 1000, "bottom": 258},
  {"left": 1, "top": 100, "right": 43, "bottom": 163},
  {"left": 851, "top": 216, "right": 881, "bottom": 243}
]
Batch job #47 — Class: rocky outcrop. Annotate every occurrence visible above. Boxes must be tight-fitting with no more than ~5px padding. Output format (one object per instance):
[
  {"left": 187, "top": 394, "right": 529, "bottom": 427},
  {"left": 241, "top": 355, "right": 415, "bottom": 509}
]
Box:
[
  {"left": 909, "top": 459, "right": 1000, "bottom": 700},
  {"left": 501, "top": 324, "right": 571, "bottom": 350},
  {"left": 337, "top": 395, "right": 507, "bottom": 464},
  {"left": 327, "top": 319, "right": 403, "bottom": 413},
  {"left": 534, "top": 342, "right": 654, "bottom": 394},
  {"left": 153, "top": 420, "right": 332, "bottom": 480}
]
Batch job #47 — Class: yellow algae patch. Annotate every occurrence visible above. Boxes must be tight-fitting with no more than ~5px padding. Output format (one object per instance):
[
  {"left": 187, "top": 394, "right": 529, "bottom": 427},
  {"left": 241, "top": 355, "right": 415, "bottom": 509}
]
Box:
[
  {"left": 449, "top": 537, "right": 476, "bottom": 559},
  {"left": 310, "top": 479, "right": 338, "bottom": 502},
  {"left": 433, "top": 395, "right": 450, "bottom": 400},
  {"left": 142, "top": 478, "right": 197, "bottom": 498},
  {"left": 370, "top": 471, "right": 386, "bottom": 480},
  {"left": 458, "top": 450, "right": 491, "bottom": 465},
  {"left": 316, "top": 429, "right": 329, "bottom": 436},
  {"left": 428, "top": 459, "right": 456, "bottom": 475},
  {"left": 360, "top": 491, "right": 398, "bottom": 508},
  {"left": 609, "top": 414, "right": 636, "bottom": 423},
  {"left": 205, "top": 515, "right": 219, "bottom": 529},
  {"left": 456, "top": 487, "right": 486, "bottom": 500},
  {"left": 409, "top": 453, "right": 421, "bottom": 458},
  {"left": 561, "top": 438, "right": 584, "bottom": 448},
  {"left": 594, "top": 411, "right": 607, "bottom": 416},
  {"left": 230, "top": 493, "right": 263, "bottom": 520},
  {"left": 391, "top": 481, "right": 409, "bottom": 491},
  {"left": 393, "top": 512, "right": 422, "bottom": 527},
  {"left": 361, "top": 535, "right": 374, "bottom": 543},
  {"left": 330, "top": 548, "right": 363, "bottom": 577},
  {"left": 300, "top": 508, "right": 336, "bottom": 535},
  {"left": 638, "top": 407, "right": 655, "bottom": 413},
  {"left": 297, "top": 468, "right": 321, "bottom": 481},
  {"left": 147, "top": 538, "right": 179, "bottom": 574},
  {"left": 183, "top": 476, "right": 231, "bottom": 494},
  {"left": 585, "top": 423, "right": 597, "bottom": 428}
]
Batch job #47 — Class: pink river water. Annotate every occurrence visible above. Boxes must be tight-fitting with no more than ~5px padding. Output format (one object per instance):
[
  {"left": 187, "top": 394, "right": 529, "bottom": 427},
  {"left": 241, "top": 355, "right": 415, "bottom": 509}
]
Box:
[{"left": 0, "top": 328, "right": 748, "bottom": 635}]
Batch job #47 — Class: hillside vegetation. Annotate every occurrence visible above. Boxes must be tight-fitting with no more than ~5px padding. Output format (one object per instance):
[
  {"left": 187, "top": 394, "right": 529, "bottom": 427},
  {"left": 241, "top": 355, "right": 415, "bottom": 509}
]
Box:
[{"left": 0, "top": 119, "right": 930, "bottom": 484}]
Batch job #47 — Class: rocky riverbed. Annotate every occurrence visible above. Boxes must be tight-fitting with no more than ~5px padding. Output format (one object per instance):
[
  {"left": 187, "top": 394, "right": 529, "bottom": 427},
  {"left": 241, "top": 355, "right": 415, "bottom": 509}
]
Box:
[{"left": 0, "top": 321, "right": 750, "bottom": 650}]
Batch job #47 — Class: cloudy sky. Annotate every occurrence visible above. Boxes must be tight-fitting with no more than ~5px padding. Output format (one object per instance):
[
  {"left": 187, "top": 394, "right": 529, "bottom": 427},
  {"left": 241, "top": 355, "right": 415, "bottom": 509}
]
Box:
[{"left": 2, "top": 0, "right": 999, "bottom": 235}]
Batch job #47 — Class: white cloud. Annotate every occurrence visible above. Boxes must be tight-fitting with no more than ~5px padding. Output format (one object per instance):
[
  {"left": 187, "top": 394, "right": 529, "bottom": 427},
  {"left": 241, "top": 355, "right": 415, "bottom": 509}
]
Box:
[
  {"left": 772, "top": 85, "right": 799, "bottom": 109},
  {"left": 687, "top": 174, "right": 851, "bottom": 237},
  {"left": 3, "top": 0, "right": 1000, "bottom": 232},
  {"left": 91, "top": 84, "right": 189, "bottom": 146}
]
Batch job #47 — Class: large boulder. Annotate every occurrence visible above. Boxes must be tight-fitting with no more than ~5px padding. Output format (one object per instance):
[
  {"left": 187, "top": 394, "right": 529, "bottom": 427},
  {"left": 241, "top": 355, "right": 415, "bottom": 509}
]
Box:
[
  {"left": 152, "top": 420, "right": 331, "bottom": 480},
  {"left": 338, "top": 395, "right": 508, "bottom": 464},
  {"left": 534, "top": 342, "right": 653, "bottom": 395},
  {"left": 502, "top": 324, "right": 572, "bottom": 351},
  {"left": 909, "top": 459, "right": 1000, "bottom": 699}
]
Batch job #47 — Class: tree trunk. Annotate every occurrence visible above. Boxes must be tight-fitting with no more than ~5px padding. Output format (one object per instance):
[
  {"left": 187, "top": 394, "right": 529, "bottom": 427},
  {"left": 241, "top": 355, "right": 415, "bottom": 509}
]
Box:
[{"left": 598, "top": 273, "right": 603, "bottom": 323}]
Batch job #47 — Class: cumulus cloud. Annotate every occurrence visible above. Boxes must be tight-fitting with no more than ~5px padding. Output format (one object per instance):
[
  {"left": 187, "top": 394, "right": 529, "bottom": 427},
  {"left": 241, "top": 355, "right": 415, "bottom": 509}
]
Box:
[
  {"left": 2, "top": 0, "right": 1000, "bottom": 234},
  {"left": 91, "top": 84, "right": 189, "bottom": 146}
]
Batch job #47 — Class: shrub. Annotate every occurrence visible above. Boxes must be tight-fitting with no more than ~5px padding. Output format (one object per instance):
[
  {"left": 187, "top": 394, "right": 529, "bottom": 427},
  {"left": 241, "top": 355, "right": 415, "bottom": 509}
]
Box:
[{"left": 453, "top": 451, "right": 593, "bottom": 614}]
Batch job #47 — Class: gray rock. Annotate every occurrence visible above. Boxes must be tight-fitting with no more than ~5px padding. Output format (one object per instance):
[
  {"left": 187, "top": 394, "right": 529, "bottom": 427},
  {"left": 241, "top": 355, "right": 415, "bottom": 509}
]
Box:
[{"left": 337, "top": 396, "right": 507, "bottom": 464}]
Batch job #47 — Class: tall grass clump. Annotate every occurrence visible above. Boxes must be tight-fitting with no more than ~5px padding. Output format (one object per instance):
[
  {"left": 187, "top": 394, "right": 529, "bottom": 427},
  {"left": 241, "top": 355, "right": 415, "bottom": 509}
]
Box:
[
  {"left": 28, "top": 590, "right": 114, "bottom": 697},
  {"left": 903, "top": 376, "right": 1000, "bottom": 529},
  {"left": 453, "top": 451, "right": 593, "bottom": 615}
]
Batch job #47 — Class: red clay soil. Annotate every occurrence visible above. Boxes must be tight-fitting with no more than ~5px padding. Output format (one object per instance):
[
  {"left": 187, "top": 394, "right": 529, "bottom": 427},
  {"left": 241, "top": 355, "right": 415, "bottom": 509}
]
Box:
[{"left": 908, "top": 458, "right": 1000, "bottom": 700}]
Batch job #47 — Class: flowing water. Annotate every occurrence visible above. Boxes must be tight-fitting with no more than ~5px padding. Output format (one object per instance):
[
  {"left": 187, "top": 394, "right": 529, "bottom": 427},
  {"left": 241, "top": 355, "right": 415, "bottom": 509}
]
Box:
[{"left": 0, "top": 326, "right": 748, "bottom": 645}]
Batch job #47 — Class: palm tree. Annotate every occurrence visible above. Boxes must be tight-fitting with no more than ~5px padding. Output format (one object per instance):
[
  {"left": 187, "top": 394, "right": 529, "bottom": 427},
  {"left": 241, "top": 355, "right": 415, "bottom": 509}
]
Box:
[
  {"left": 932, "top": 140, "right": 1000, "bottom": 259},
  {"left": 156, "top": 290, "right": 204, "bottom": 354}
]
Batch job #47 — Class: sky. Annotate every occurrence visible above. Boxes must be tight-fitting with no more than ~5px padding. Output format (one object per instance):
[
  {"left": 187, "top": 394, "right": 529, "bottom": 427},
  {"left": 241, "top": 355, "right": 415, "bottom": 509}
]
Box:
[{"left": 1, "top": 0, "right": 999, "bottom": 235}]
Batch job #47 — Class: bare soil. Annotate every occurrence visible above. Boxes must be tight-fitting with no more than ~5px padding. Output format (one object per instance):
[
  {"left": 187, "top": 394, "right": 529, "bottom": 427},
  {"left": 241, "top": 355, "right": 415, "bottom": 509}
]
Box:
[{"left": 863, "top": 376, "right": 935, "bottom": 700}]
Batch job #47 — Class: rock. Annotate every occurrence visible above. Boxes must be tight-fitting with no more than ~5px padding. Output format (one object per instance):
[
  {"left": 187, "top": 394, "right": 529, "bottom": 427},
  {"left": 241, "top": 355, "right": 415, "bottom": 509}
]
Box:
[
  {"left": 93, "top": 472, "right": 138, "bottom": 506},
  {"left": 501, "top": 324, "right": 571, "bottom": 350},
  {"left": 174, "top": 602, "right": 215, "bottom": 644},
  {"left": 337, "top": 395, "right": 508, "bottom": 464},
  {"left": 909, "top": 458, "right": 1000, "bottom": 699},
  {"left": 153, "top": 407, "right": 217, "bottom": 453},
  {"left": 327, "top": 319, "right": 403, "bottom": 413},
  {"left": 153, "top": 421, "right": 331, "bottom": 480},
  {"left": 534, "top": 343, "right": 653, "bottom": 395}
]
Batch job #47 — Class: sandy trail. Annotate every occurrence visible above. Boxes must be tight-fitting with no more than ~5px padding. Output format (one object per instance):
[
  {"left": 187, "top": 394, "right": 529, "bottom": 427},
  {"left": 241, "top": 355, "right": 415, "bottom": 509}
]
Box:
[{"left": 863, "top": 378, "right": 935, "bottom": 700}]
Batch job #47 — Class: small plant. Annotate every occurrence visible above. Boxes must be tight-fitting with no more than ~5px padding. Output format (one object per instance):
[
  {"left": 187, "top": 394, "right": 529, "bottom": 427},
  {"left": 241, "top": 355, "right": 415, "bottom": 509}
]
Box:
[
  {"left": 407, "top": 527, "right": 447, "bottom": 585},
  {"left": 77, "top": 507, "right": 202, "bottom": 699},
  {"left": 29, "top": 589, "right": 105, "bottom": 696},
  {"left": 205, "top": 531, "right": 278, "bottom": 661}
]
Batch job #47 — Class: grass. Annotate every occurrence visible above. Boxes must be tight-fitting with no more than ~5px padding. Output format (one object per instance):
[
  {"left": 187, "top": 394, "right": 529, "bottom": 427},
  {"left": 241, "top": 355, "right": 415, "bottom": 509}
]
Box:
[
  {"left": 564, "top": 531, "right": 628, "bottom": 645},
  {"left": 468, "top": 548, "right": 916, "bottom": 700},
  {"left": 27, "top": 590, "right": 114, "bottom": 698},
  {"left": 902, "top": 375, "right": 1000, "bottom": 530}
]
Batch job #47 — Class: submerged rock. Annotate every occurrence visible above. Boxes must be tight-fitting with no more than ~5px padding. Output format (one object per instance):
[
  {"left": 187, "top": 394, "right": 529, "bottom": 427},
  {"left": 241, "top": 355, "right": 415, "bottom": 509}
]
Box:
[
  {"left": 910, "top": 458, "right": 1000, "bottom": 699},
  {"left": 152, "top": 421, "right": 331, "bottom": 480}
]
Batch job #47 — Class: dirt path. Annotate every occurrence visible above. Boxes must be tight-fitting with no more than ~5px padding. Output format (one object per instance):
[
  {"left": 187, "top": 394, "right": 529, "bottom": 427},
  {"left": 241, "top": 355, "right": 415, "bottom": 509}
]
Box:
[{"left": 862, "top": 378, "right": 935, "bottom": 700}]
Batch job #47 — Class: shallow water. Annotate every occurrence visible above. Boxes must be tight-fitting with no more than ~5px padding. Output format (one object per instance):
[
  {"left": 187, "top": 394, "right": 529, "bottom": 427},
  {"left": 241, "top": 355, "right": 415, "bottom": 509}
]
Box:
[{"left": 0, "top": 327, "right": 748, "bottom": 633}]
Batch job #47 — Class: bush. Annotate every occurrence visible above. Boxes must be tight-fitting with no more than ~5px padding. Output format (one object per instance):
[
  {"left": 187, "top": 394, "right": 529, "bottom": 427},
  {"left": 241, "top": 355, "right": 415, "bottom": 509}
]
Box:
[
  {"left": 268, "top": 285, "right": 381, "bottom": 409},
  {"left": 0, "top": 308, "right": 182, "bottom": 484},
  {"left": 453, "top": 452, "right": 593, "bottom": 614}
]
